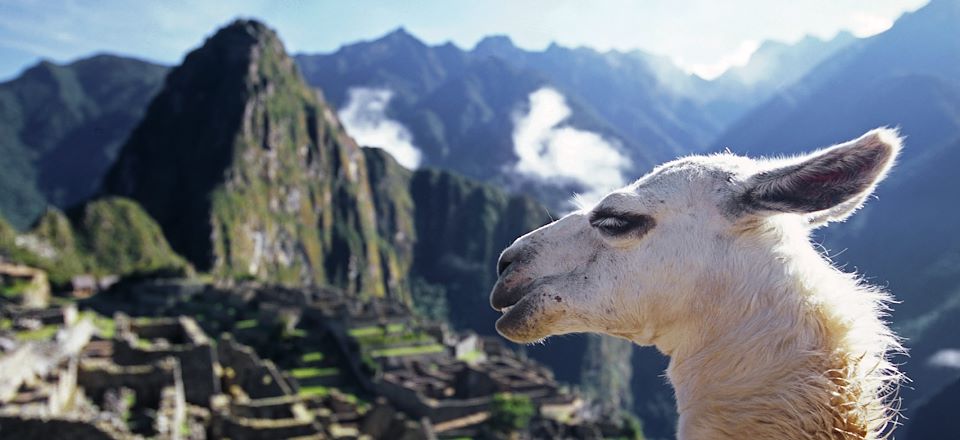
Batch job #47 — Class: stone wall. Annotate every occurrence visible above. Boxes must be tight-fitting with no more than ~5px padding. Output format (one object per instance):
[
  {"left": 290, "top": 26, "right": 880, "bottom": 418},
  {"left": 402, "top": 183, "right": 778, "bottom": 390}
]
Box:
[
  {"left": 209, "top": 411, "right": 322, "bottom": 439},
  {"left": 0, "top": 416, "right": 121, "bottom": 439},
  {"left": 217, "top": 335, "right": 292, "bottom": 399},
  {"left": 77, "top": 358, "right": 179, "bottom": 410},
  {"left": 113, "top": 315, "right": 219, "bottom": 405}
]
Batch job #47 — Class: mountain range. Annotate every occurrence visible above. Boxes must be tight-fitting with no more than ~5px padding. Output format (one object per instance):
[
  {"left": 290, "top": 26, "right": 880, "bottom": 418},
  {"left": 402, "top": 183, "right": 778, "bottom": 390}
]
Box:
[
  {"left": 0, "top": 55, "right": 167, "bottom": 228},
  {"left": 295, "top": 27, "right": 857, "bottom": 209},
  {"left": 0, "top": 1, "right": 958, "bottom": 437}
]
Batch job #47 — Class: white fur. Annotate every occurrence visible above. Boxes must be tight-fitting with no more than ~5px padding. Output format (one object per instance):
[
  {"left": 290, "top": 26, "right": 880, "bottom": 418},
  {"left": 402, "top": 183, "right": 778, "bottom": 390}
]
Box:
[{"left": 491, "top": 128, "right": 904, "bottom": 439}]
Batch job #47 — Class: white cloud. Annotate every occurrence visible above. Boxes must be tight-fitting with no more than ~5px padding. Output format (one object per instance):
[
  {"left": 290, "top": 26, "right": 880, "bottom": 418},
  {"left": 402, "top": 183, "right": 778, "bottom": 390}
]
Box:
[
  {"left": 847, "top": 12, "right": 895, "bottom": 37},
  {"left": 928, "top": 349, "right": 960, "bottom": 369},
  {"left": 338, "top": 87, "right": 422, "bottom": 169},
  {"left": 512, "top": 87, "right": 630, "bottom": 201},
  {"left": 684, "top": 39, "right": 760, "bottom": 80}
]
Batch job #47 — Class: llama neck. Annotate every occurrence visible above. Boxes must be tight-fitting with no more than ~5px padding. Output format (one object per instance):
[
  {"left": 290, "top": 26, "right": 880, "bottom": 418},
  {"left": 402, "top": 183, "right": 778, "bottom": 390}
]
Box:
[{"left": 655, "top": 246, "right": 896, "bottom": 440}]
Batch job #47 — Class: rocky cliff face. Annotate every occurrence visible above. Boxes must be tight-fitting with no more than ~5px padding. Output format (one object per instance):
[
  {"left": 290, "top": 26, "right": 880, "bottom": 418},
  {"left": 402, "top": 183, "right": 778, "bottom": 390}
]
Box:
[
  {"left": 362, "top": 148, "right": 416, "bottom": 302},
  {"left": 103, "top": 20, "right": 388, "bottom": 296}
]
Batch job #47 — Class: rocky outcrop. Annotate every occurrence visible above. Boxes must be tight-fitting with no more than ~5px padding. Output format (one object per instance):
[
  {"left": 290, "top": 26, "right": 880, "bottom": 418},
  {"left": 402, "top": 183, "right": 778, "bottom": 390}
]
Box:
[{"left": 0, "top": 199, "right": 189, "bottom": 286}]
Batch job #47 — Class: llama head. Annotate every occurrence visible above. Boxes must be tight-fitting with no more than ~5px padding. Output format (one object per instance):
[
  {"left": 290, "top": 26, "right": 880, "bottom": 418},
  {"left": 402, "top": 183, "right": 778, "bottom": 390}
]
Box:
[{"left": 491, "top": 128, "right": 901, "bottom": 345}]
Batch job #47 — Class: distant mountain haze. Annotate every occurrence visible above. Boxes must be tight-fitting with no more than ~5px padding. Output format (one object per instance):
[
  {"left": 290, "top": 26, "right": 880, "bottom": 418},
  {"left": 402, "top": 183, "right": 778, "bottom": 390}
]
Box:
[
  {"left": 713, "top": 1, "right": 960, "bottom": 434},
  {"left": 295, "top": 26, "right": 854, "bottom": 210}
]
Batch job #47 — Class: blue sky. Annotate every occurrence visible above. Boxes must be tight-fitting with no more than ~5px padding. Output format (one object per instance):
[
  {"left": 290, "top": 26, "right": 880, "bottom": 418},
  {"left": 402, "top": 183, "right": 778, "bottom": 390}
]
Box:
[{"left": 0, "top": 0, "right": 928, "bottom": 81}]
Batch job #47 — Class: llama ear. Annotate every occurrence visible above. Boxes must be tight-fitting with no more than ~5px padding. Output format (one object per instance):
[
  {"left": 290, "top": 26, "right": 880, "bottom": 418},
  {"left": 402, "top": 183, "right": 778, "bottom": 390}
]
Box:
[{"left": 741, "top": 128, "right": 902, "bottom": 225}]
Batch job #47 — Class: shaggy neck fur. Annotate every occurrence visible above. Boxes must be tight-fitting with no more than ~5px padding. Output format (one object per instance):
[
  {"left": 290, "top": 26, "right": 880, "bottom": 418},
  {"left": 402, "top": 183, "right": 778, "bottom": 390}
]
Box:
[{"left": 648, "top": 219, "right": 900, "bottom": 440}]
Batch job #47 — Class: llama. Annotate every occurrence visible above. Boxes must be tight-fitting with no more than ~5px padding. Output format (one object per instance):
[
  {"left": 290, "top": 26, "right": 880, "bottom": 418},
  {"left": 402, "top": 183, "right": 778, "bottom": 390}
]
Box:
[{"left": 490, "top": 128, "right": 904, "bottom": 439}]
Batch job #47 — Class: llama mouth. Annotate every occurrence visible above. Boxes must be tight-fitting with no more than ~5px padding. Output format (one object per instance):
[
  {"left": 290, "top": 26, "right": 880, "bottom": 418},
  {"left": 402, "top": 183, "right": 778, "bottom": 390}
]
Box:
[
  {"left": 494, "top": 294, "right": 543, "bottom": 343},
  {"left": 490, "top": 278, "right": 528, "bottom": 312}
]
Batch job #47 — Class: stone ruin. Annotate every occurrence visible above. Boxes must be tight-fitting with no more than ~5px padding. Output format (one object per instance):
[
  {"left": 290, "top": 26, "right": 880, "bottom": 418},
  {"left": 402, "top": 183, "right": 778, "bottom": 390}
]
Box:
[
  {"left": 0, "top": 262, "right": 50, "bottom": 309},
  {"left": 0, "top": 279, "right": 639, "bottom": 439}
]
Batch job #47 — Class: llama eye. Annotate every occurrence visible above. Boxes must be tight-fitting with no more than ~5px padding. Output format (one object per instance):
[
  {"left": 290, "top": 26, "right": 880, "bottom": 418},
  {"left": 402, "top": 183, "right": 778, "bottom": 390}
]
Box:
[{"left": 589, "top": 212, "right": 655, "bottom": 237}]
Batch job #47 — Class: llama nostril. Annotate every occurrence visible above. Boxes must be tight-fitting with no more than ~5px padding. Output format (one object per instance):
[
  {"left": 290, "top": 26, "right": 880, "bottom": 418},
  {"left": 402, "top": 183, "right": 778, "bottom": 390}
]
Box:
[{"left": 497, "top": 256, "right": 513, "bottom": 277}]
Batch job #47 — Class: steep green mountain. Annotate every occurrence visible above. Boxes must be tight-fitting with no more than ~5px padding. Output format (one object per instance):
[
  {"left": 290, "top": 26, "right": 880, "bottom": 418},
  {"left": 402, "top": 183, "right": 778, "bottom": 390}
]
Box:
[
  {"left": 408, "top": 167, "right": 550, "bottom": 332},
  {"left": 0, "top": 55, "right": 168, "bottom": 228},
  {"left": 360, "top": 145, "right": 554, "bottom": 330},
  {"left": 362, "top": 147, "right": 415, "bottom": 301},
  {"left": 102, "top": 20, "right": 389, "bottom": 296},
  {"left": 0, "top": 197, "right": 189, "bottom": 286}
]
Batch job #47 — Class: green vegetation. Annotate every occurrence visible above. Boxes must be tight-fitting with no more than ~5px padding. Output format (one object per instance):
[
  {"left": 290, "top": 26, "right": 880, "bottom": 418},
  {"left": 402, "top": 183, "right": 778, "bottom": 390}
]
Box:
[
  {"left": 283, "top": 328, "right": 306, "bottom": 339},
  {"left": 15, "top": 324, "right": 59, "bottom": 341},
  {"left": 298, "top": 385, "right": 329, "bottom": 397},
  {"left": 409, "top": 169, "right": 551, "bottom": 332},
  {"left": 80, "top": 310, "right": 116, "bottom": 338},
  {"left": 1, "top": 278, "right": 29, "bottom": 298},
  {"left": 0, "top": 200, "right": 191, "bottom": 287},
  {"left": 456, "top": 349, "right": 484, "bottom": 363},
  {"left": 300, "top": 352, "right": 324, "bottom": 363},
  {"left": 348, "top": 323, "right": 406, "bottom": 338},
  {"left": 235, "top": 319, "right": 258, "bottom": 330},
  {"left": 369, "top": 344, "right": 444, "bottom": 358},
  {"left": 619, "top": 414, "right": 646, "bottom": 440},
  {"left": 488, "top": 393, "right": 535, "bottom": 433},
  {"left": 71, "top": 197, "right": 191, "bottom": 278},
  {"left": 290, "top": 367, "right": 339, "bottom": 379},
  {"left": 351, "top": 326, "right": 436, "bottom": 351},
  {"left": 362, "top": 147, "right": 416, "bottom": 303}
]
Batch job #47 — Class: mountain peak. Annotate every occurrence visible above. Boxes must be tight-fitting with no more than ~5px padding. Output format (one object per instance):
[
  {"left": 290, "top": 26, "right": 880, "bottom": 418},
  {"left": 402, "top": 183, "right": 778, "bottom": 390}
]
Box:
[
  {"left": 217, "top": 18, "right": 276, "bottom": 41},
  {"left": 103, "top": 20, "right": 390, "bottom": 295},
  {"left": 474, "top": 35, "right": 516, "bottom": 51},
  {"left": 380, "top": 26, "right": 421, "bottom": 44}
]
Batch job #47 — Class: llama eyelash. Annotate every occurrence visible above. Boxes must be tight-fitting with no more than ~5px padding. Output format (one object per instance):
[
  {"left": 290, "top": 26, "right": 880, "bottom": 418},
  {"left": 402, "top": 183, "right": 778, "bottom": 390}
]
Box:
[{"left": 589, "top": 211, "right": 655, "bottom": 236}]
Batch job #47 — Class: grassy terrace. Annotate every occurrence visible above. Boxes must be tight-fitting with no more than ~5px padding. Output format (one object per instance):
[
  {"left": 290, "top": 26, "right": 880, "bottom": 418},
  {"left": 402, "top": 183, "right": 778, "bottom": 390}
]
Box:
[
  {"left": 1, "top": 279, "right": 28, "bottom": 298},
  {"left": 347, "top": 323, "right": 446, "bottom": 359},
  {"left": 298, "top": 385, "right": 329, "bottom": 397},
  {"left": 235, "top": 319, "right": 258, "bottom": 329},
  {"left": 456, "top": 348, "right": 484, "bottom": 363},
  {"left": 80, "top": 311, "right": 116, "bottom": 338},
  {"left": 347, "top": 323, "right": 407, "bottom": 338},
  {"left": 349, "top": 325, "right": 435, "bottom": 348},
  {"left": 290, "top": 367, "right": 339, "bottom": 379},
  {"left": 15, "top": 324, "right": 59, "bottom": 341},
  {"left": 369, "top": 344, "right": 444, "bottom": 358},
  {"left": 301, "top": 352, "right": 324, "bottom": 363}
]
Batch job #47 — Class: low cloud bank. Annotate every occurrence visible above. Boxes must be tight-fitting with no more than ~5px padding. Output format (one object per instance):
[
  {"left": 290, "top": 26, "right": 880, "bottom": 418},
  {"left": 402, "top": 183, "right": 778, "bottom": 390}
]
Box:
[
  {"left": 339, "top": 87, "right": 422, "bottom": 169},
  {"left": 512, "top": 87, "right": 630, "bottom": 203},
  {"left": 928, "top": 349, "right": 960, "bottom": 369}
]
